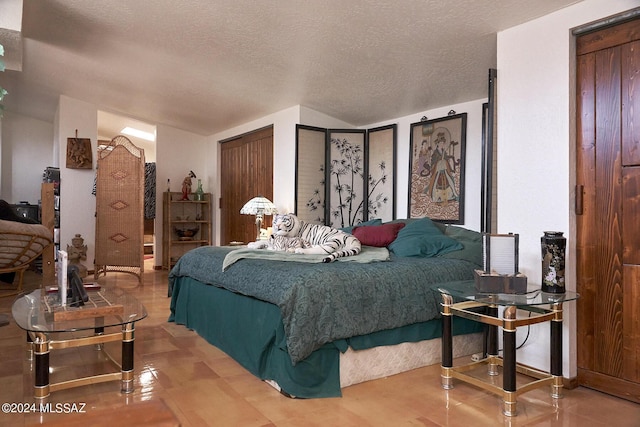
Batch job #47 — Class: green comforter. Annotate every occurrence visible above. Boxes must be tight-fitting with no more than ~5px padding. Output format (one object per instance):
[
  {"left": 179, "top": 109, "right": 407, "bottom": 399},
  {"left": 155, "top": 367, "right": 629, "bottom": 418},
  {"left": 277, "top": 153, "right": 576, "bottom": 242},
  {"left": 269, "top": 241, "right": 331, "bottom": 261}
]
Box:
[{"left": 168, "top": 245, "right": 478, "bottom": 364}]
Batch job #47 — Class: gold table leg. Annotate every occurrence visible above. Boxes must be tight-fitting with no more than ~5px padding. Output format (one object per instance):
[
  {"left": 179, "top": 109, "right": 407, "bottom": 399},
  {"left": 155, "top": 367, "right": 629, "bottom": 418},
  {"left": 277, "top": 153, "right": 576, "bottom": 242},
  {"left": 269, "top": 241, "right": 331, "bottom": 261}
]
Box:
[
  {"left": 121, "top": 322, "right": 135, "bottom": 393},
  {"left": 33, "top": 332, "right": 50, "bottom": 399}
]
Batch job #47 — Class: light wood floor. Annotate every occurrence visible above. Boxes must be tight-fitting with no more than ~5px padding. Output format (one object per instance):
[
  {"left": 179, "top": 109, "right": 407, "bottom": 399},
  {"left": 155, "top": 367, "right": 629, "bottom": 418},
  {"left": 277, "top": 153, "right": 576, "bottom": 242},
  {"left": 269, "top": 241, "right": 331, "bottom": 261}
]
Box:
[{"left": 1, "top": 259, "right": 639, "bottom": 426}]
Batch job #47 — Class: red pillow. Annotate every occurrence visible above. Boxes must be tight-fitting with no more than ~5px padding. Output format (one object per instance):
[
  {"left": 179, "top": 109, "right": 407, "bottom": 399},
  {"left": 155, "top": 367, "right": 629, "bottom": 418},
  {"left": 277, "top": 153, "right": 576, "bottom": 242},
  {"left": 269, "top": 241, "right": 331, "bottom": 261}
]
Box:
[{"left": 352, "top": 222, "right": 406, "bottom": 247}]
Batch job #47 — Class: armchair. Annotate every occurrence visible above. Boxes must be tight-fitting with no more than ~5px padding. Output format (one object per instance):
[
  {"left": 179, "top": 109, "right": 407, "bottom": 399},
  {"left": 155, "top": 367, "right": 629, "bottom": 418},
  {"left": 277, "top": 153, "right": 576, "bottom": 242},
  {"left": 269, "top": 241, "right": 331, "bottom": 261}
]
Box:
[{"left": 0, "top": 219, "right": 53, "bottom": 296}]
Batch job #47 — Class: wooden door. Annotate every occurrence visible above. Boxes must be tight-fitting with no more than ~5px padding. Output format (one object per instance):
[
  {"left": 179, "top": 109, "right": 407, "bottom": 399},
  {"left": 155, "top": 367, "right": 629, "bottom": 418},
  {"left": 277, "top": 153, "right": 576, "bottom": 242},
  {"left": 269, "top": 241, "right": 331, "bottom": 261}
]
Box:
[
  {"left": 576, "top": 18, "right": 640, "bottom": 403},
  {"left": 220, "top": 126, "right": 273, "bottom": 245}
]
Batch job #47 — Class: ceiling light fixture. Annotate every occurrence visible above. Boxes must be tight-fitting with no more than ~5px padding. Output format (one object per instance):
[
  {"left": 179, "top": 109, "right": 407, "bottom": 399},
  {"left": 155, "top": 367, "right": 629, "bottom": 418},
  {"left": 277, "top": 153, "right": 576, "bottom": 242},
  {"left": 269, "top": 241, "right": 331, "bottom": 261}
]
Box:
[{"left": 121, "top": 126, "right": 156, "bottom": 142}]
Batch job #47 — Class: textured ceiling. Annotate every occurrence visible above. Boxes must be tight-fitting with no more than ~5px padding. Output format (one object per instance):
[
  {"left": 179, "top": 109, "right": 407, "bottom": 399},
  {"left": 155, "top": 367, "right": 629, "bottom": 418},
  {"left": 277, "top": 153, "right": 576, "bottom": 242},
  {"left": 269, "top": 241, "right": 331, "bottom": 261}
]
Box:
[{"left": 0, "top": 0, "right": 582, "bottom": 136}]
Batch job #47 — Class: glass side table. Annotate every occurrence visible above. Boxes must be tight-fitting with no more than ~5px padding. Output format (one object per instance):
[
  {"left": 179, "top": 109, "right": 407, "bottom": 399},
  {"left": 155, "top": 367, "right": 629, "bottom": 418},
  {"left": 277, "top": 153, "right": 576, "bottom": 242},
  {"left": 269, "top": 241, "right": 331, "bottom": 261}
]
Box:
[
  {"left": 12, "top": 286, "right": 147, "bottom": 399},
  {"left": 434, "top": 280, "right": 579, "bottom": 417}
]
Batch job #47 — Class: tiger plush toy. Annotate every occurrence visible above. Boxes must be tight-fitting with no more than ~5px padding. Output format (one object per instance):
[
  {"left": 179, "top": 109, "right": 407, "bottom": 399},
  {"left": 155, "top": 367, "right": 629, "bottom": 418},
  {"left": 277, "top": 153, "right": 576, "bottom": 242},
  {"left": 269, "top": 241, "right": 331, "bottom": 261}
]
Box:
[
  {"left": 271, "top": 213, "right": 361, "bottom": 262},
  {"left": 248, "top": 233, "right": 311, "bottom": 253}
]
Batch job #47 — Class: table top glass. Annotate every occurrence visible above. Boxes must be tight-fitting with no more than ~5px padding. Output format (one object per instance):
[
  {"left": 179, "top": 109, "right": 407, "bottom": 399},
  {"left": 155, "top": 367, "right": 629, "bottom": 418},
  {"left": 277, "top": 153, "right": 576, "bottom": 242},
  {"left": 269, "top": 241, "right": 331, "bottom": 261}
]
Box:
[
  {"left": 12, "top": 287, "right": 147, "bottom": 333},
  {"left": 435, "top": 280, "right": 580, "bottom": 307}
]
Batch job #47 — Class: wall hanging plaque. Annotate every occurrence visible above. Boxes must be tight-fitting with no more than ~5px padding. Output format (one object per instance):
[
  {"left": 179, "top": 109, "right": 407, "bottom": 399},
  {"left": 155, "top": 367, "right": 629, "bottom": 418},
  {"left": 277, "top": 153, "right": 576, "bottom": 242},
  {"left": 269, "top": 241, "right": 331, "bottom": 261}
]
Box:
[{"left": 66, "top": 131, "right": 92, "bottom": 169}]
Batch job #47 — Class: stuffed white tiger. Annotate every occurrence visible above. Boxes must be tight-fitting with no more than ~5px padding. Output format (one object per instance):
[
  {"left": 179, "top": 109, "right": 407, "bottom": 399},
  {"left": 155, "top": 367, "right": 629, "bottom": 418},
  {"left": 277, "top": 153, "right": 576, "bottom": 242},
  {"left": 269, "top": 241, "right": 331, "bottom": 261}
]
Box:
[
  {"left": 247, "top": 234, "right": 311, "bottom": 253},
  {"left": 271, "top": 213, "right": 361, "bottom": 262}
]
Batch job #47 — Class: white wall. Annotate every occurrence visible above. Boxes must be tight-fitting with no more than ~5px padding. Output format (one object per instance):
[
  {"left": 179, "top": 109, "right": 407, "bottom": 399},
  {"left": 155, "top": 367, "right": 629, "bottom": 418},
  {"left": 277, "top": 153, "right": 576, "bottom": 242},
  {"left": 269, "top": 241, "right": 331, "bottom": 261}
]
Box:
[
  {"left": 97, "top": 134, "right": 156, "bottom": 163},
  {"left": 155, "top": 124, "right": 208, "bottom": 265},
  {"left": 56, "top": 96, "right": 98, "bottom": 268},
  {"left": 497, "top": 0, "right": 638, "bottom": 377},
  {"left": 0, "top": 110, "right": 53, "bottom": 203},
  {"left": 300, "top": 106, "right": 354, "bottom": 129}
]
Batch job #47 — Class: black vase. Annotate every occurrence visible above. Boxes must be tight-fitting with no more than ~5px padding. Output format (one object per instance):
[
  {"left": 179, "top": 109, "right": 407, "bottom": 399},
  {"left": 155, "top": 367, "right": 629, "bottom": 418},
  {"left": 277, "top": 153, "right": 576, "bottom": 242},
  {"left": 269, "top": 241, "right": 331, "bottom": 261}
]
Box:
[{"left": 541, "top": 231, "right": 566, "bottom": 293}]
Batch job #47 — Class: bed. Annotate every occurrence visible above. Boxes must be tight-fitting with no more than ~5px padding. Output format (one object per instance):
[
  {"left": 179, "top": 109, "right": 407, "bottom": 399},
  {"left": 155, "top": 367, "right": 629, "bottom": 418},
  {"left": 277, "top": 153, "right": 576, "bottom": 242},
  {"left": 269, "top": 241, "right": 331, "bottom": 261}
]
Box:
[{"left": 168, "top": 218, "right": 485, "bottom": 398}]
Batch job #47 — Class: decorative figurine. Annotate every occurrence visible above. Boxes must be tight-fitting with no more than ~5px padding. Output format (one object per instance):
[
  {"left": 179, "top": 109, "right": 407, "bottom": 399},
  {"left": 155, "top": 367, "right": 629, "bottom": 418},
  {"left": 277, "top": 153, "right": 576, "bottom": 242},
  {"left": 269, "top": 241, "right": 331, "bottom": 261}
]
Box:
[
  {"left": 181, "top": 171, "right": 196, "bottom": 200},
  {"left": 67, "top": 233, "right": 88, "bottom": 278}
]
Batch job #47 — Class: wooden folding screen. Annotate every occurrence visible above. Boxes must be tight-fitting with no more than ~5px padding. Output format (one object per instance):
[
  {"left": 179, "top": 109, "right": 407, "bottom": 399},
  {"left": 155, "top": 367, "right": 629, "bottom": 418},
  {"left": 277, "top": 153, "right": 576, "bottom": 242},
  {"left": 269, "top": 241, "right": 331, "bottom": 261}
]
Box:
[{"left": 94, "top": 135, "right": 145, "bottom": 284}]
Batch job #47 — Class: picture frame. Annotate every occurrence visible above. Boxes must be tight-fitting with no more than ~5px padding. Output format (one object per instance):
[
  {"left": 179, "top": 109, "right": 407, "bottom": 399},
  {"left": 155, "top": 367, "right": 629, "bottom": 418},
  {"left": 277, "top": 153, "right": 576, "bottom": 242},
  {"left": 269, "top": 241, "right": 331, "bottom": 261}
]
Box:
[
  {"left": 408, "top": 113, "right": 467, "bottom": 224},
  {"left": 66, "top": 137, "right": 92, "bottom": 169}
]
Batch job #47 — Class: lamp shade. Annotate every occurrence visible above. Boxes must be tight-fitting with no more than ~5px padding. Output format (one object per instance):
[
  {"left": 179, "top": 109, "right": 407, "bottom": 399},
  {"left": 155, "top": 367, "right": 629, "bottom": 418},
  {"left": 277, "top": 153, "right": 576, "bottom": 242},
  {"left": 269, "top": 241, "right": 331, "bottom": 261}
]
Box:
[{"left": 240, "top": 196, "right": 278, "bottom": 215}]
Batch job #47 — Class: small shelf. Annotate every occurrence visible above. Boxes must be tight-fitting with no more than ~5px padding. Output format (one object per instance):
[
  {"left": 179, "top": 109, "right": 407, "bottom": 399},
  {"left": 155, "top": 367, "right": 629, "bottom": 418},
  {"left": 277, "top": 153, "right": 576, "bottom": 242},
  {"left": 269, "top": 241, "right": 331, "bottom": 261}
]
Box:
[{"left": 163, "top": 192, "right": 212, "bottom": 270}]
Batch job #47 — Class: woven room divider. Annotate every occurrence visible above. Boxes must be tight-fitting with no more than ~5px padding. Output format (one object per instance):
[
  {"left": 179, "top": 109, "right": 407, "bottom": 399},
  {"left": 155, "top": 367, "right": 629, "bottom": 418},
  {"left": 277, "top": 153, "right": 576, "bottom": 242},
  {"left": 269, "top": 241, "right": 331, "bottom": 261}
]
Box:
[{"left": 94, "top": 135, "right": 145, "bottom": 285}]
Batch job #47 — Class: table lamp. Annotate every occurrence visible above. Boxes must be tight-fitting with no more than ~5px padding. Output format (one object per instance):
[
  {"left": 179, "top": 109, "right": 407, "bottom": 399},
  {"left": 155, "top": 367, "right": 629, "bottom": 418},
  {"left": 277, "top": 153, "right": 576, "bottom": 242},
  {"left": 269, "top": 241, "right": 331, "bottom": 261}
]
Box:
[{"left": 240, "top": 196, "right": 278, "bottom": 240}]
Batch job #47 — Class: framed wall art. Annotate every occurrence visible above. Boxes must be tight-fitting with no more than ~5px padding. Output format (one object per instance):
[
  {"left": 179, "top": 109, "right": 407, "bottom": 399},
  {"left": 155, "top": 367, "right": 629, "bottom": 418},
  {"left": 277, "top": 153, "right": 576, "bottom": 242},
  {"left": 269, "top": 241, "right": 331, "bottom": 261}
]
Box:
[
  {"left": 66, "top": 136, "right": 92, "bottom": 169},
  {"left": 408, "top": 113, "right": 467, "bottom": 224}
]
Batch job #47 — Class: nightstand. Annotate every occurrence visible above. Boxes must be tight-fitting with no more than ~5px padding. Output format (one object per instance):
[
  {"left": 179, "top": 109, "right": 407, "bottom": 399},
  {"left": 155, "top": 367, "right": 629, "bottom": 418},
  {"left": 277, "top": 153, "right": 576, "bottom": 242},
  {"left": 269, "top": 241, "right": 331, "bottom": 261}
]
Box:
[{"left": 434, "top": 280, "right": 579, "bottom": 416}]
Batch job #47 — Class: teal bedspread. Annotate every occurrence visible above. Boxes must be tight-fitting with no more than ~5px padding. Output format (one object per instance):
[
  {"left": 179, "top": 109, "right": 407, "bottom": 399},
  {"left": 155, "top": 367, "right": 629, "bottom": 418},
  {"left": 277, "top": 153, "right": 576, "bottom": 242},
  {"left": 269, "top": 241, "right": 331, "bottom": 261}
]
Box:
[
  {"left": 168, "top": 245, "right": 479, "bottom": 364},
  {"left": 169, "top": 276, "right": 482, "bottom": 398}
]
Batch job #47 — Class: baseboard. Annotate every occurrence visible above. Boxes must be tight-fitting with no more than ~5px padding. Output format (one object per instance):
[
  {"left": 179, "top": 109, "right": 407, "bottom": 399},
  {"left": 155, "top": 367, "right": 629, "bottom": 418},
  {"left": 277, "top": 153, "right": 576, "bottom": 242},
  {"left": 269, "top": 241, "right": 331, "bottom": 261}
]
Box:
[
  {"left": 564, "top": 375, "right": 579, "bottom": 390},
  {"left": 578, "top": 368, "right": 640, "bottom": 403}
]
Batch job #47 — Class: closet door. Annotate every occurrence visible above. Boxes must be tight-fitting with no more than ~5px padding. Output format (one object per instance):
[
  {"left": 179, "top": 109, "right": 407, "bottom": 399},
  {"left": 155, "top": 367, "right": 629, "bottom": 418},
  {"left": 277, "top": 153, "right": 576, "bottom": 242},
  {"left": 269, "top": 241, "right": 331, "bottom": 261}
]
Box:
[
  {"left": 219, "top": 126, "right": 273, "bottom": 245},
  {"left": 576, "top": 18, "right": 640, "bottom": 403}
]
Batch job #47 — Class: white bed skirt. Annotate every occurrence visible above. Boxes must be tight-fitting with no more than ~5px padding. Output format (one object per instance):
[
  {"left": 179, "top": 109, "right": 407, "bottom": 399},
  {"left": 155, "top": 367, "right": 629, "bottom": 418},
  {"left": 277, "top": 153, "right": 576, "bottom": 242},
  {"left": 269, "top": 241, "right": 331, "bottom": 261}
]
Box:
[{"left": 340, "top": 332, "right": 484, "bottom": 388}]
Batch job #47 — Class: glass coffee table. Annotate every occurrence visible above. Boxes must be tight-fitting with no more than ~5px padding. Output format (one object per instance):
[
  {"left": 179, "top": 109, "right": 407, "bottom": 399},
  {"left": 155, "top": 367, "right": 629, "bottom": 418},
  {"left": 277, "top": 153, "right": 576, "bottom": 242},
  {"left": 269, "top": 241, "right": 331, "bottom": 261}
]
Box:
[
  {"left": 434, "top": 280, "right": 579, "bottom": 417},
  {"left": 12, "top": 286, "right": 147, "bottom": 399}
]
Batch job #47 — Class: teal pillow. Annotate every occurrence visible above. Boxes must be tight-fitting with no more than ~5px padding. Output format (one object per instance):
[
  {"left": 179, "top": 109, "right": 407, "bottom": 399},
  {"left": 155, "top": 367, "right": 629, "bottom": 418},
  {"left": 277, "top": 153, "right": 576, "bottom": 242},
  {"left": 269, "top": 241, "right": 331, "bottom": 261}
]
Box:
[
  {"left": 388, "top": 217, "right": 462, "bottom": 257},
  {"left": 341, "top": 218, "right": 382, "bottom": 234},
  {"left": 385, "top": 217, "right": 447, "bottom": 233},
  {"left": 439, "top": 225, "right": 483, "bottom": 267}
]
